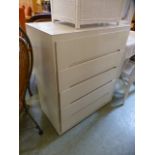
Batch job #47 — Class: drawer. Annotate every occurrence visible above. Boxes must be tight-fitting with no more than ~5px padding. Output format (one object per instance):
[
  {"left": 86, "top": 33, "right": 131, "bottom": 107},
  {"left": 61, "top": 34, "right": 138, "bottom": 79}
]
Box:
[
  {"left": 60, "top": 67, "right": 117, "bottom": 108},
  {"left": 61, "top": 80, "right": 114, "bottom": 120},
  {"left": 61, "top": 85, "right": 113, "bottom": 132},
  {"left": 56, "top": 31, "right": 128, "bottom": 70},
  {"left": 58, "top": 51, "right": 123, "bottom": 91}
]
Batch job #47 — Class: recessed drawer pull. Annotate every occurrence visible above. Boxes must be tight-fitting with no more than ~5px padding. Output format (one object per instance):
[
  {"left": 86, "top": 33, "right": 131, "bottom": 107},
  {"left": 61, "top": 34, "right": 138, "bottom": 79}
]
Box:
[
  {"left": 69, "top": 67, "right": 116, "bottom": 88},
  {"left": 70, "top": 92, "right": 110, "bottom": 116},
  {"left": 59, "top": 51, "right": 123, "bottom": 91},
  {"left": 69, "top": 49, "right": 120, "bottom": 68},
  {"left": 70, "top": 80, "right": 112, "bottom": 104}
]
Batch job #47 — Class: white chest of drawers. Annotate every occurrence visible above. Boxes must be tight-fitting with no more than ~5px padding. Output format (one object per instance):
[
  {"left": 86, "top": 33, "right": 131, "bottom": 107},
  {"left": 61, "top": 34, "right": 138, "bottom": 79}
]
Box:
[{"left": 26, "top": 22, "right": 129, "bottom": 134}]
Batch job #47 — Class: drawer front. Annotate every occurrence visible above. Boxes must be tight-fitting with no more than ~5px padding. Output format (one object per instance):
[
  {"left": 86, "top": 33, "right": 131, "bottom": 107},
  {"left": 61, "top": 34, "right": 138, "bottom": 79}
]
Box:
[
  {"left": 58, "top": 51, "right": 123, "bottom": 91},
  {"left": 56, "top": 31, "right": 128, "bottom": 70},
  {"left": 60, "top": 67, "right": 117, "bottom": 108},
  {"left": 61, "top": 83, "right": 114, "bottom": 132}
]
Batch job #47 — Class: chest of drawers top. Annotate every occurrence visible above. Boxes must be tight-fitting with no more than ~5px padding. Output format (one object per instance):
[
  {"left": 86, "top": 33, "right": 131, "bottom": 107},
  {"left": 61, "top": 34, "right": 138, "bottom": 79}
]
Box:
[{"left": 26, "top": 21, "right": 130, "bottom": 36}]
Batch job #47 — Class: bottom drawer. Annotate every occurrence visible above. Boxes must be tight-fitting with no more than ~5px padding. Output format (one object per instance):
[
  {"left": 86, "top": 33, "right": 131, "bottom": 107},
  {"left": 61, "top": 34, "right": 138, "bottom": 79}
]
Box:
[{"left": 61, "top": 81, "right": 114, "bottom": 133}]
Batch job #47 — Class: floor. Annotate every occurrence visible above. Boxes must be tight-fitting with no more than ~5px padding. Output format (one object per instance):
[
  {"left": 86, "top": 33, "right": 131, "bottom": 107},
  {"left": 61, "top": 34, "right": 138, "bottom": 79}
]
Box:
[{"left": 20, "top": 88, "right": 135, "bottom": 155}]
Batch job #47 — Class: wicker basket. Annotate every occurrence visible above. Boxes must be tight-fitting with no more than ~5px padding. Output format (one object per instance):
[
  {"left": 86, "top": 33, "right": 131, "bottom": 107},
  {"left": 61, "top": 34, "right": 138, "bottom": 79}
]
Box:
[{"left": 51, "top": 0, "right": 128, "bottom": 28}]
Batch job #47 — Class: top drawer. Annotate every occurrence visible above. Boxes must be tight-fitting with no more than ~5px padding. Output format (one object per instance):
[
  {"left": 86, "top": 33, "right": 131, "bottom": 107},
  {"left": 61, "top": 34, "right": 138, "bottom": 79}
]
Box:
[
  {"left": 56, "top": 31, "right": 128, "bottom": 71},
  {"left": 58, "top": 51, "right": 123, "bottom": 91}
]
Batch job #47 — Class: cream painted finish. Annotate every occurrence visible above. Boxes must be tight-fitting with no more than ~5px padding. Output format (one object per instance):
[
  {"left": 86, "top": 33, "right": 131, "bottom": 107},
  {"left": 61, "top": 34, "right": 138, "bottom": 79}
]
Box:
[
  {"left": 56, "top": 31, "right": 128, "bottom": 70},
  {"left": 51, "top": 0, "right": 127, "bottom": 28},
  {"left": 58, "top": 51, "right": 124, "bottom": 91},
  {"left": 61, "top": 80, "right": 115, "bottom": 119},
  {"left": 60, "top": 68, "right": 117, "bottom": 109},
  {"left": 61, "top": 90, "right": 113, "bottom": 132},
  {"left": 26, "top": 22, "right": 130, "bottom": 134},
  {"left": 26, "top": 27, "right": 61, "bottom": 133}
]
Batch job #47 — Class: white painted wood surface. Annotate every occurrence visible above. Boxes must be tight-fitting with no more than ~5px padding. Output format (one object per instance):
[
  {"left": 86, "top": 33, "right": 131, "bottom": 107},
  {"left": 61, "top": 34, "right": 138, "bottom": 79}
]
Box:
[
  {"left": 26, "top": 26, "right": 61, "bottom": 133},
  {"left": 61, "top": 80, "right": 115, "bottom": 119},
  {"left": 61, "top": 89, "right": 114, "bottom": 132},
  {"left": 60, "top": 68, "right": 117, "bottom": 109},
  {"left": 51, "top": 0, "right": 129, "bottom": 28},
  {"left": 56, "top": 31, "right": 129, "bottom": 70},
  {"left": 26, "top": 22, "right": 130, "bottom": 134},
  {"left": 58, "top": 51, "right": 124, "bottom": 91}
]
